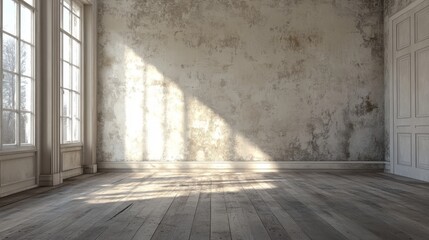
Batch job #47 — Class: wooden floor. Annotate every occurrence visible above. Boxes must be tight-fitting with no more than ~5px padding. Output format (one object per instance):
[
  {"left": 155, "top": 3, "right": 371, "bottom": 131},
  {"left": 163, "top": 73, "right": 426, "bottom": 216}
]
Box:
[{"left": 1, "top": 171, "right": 429, "bottom": 240}]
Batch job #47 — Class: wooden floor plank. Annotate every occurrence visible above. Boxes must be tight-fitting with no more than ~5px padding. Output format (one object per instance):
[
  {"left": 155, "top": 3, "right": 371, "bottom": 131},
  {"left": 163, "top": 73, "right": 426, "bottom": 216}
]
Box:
[
  {"left": 289, "top": 172, "right": 414, "bottom": 240},
  {"left": 147, "top": 173, "right": 198, "bottom": 240},
  {"left": 1, "top": 171, "right": 429, "bottom": 240},
  {"left": 189, "top": 174, "right": 211, "bottom": 240},
  {"left": 237, "top": 174, "right": 290, "bottom": 240},
  {"left": 210, "top": 174, "right": 232, "bottom": 240},
  {"left": 247, "top": 175, "right": 311, "bottom": 240},
  {"left": 264, "top": 174, "right": 346, "bottom": 240}
]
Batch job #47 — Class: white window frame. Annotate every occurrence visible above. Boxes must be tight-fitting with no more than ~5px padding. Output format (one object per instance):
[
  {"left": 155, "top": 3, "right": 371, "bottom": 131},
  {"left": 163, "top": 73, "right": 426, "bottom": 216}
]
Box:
[
  {"left": 0, "top": 0, "right": 36, "bottom": 150},
  {"left": 60, "top": 0, "right": 83, "bottom": 145}
]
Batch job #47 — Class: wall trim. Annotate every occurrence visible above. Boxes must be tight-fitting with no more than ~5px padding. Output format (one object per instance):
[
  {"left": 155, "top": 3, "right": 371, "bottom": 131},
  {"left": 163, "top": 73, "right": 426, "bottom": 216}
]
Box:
[
  {"left": 0, "top": 181, "right": 37, "bottom": 198},
  {"left": 62, "top": 167, "right": 84, "bottom": 179},
  {"left": 83, "top": 164, "right": 97, "bottom": 174},
  {"left": 98, "top": 161, "right": 386, "bottom": 172},
  {"left": 39, "top": 172, "right": 62, "bottom": 186}
]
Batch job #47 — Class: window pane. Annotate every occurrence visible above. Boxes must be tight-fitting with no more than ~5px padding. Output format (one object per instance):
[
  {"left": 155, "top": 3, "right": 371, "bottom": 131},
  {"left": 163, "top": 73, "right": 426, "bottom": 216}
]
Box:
[
  {"left": 72, "top": 2, "right": 81, "bottom": 17},
  {"left": 23, "top": 0, "right": 34, "bottom": 7},
  {"left": 72, "top": 66, "right": 80, "bottom": 91},
  {"left": 62, "top": 117, "right": 72, "bottom": 142},
  {"left": 21, "top": 5, "right": 33, "bottom": 43},
  {"left": 2, "top": 111, "right": 16, "bottom": 145},
  {"left": 62, "top": 7, "right": 71, "bottom": 34},
  {"left": 3, "top": 0, "right": 17, "bottom": 35},
  {"left": 62, "top": 34, "right": 71, "bottom": 62},
  {"left": 2, "top": 72, "right": 16, "bottom": 109},
  {"left": 20, "top": 77, "right": 32, "bottom": 111},
  {"left": 63, "top": 0, "right": 71, "bottom": 9},
  {"left": 72, "top": 39, "right": 80, "bottom": 66},
  {"left": 63, "top": 62, "right": 71, "bottom": 88},
  {"left": 20, "top": 113, "right": 32, "bottom": 144},
  {"left": 72, "top": 92, "right": 80, "bottom": 119},
  {"left": 72, "top": 15, "right": 80, "bottom": 39},
  {"left": 21, "top": 42, "right": 33, "bottom": 77},
  {"left": 62, "top": 89, "right": 71, "bottom": 117},
  {"left": 24, "top": 0, "right": 34, "bottom": 7},
  {"left": 2, "top": 34, "right": 17, "bottom": 72},
  {"left": 72, "top": 119, "right": 80, "bottom": 141}
]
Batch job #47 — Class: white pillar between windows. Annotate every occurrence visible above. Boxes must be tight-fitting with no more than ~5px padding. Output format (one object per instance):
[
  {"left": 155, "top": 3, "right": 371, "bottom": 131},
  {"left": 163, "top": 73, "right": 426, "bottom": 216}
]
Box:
[
  {"left": 83, "top": 0, "right": 98, "bottom": 174},
  {"left": 39, "top": 0, "right": 62, "bottom": 186}
]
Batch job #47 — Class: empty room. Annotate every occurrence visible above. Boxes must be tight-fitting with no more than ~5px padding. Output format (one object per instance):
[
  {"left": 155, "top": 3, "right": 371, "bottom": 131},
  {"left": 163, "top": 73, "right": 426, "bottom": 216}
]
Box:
[{"left": 1, "top": 0, "right": 429, "bottom": 239}]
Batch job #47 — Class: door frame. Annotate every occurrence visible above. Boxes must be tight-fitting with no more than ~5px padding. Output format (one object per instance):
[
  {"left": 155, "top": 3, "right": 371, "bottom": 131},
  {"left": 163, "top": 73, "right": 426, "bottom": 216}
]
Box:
[{"left": 388, "top": 0, "right": 426, "bottom": 175}]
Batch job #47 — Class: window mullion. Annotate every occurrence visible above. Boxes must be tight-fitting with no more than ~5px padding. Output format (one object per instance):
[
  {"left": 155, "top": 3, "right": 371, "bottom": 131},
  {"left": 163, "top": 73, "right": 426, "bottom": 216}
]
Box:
[{"left": 17, "top": 1, "right": 21, "bottom": 147}]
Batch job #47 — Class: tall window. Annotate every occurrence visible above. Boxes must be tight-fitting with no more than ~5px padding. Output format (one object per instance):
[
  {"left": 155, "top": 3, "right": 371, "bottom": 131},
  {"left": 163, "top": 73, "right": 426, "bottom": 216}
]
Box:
[
  {"left": 1, "top": 0, "right": 35, "bottom": 148},
  {"left": 60, "top": 0, "right": 82, "bottom": 144}
]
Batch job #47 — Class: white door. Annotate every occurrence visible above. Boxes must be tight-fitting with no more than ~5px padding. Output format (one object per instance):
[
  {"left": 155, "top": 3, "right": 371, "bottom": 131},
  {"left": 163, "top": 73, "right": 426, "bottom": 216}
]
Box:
[{"left": 392, "top": 0, "right": 429, "bottom": 181}]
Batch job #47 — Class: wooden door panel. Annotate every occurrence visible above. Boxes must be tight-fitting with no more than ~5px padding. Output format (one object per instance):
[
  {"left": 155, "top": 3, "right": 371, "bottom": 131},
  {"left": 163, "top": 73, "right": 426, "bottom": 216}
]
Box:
[
  {"left": 397, "top": 17, "right": 411, "bottom": 50},
  {"left": 397, "top": 54, "right": 412, "bottom": 118},
  {"left": 416, "top": 134, "right": 429, "bottom": 169},
  {"left": 397, "top": 133, "right": 412, "bottom": 166},
  {"left": 415, "top": 47, "right": 429, "bottom": 117},
  {"left": 415, "top": 5, "right": 429, "bottom": 42}
]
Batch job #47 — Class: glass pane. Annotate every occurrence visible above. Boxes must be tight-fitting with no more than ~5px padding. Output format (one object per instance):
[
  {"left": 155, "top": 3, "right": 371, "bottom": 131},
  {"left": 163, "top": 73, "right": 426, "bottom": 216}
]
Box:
[
  {"left": 21, "top": 5, "right": 33, "bottom": 43},
  {"left": 3, "top": 0, "right": 17, "bottom": 35},
  {"left": 72, "top": 2, "right": 81, "bottom": 17},
  {"left": 21, "top": 42, "right": 33, "bottom": 77},
  {"left": 21, "top": 77, "right": 32, "bottom": 111},
  {"left": 63, "top": 0, "right": 71, "bottom": 9},
  {"left": 62, "top": 89, "right": 71, "bottom": 117},
  {"left": 72, "top": 119, "right": 80, "bottom": 142},
  {"left": 72, "top": 66, "right": 80, "bottom": 91},
  {"left": 62, "top": 34, "right": 71, "bottom": 62},
  {"left": 72, "top": 92, "right": 80, "bottom": 119},
  {"left": 2, "top": 111, "right": 16, "bottom": 145},
  {"left": 23, "top": 0, "right": 34, "bottom": 7},
  {"left": 2, "top": 34, "right": 17, "bottom": 72},
  {"left": 72, "top": 15, "right": 80, "bottom": 39},
  {"left": 2, "top": 72, "right": 16, "bottom": 109},
  {"left": 20, "top": 113, "right": 32, "bottom": 144},
  {"left": 62, "top": 6, "right": 71, "bottom": 34},
  {"left": 72, "top": 40, "right": 80, "bottom": 66},
  {"left": 62, "top": 117, "right": 72, "bottom": 142},
  {"left": 63, "top": 62, "right": 71, "bottom": 88}
]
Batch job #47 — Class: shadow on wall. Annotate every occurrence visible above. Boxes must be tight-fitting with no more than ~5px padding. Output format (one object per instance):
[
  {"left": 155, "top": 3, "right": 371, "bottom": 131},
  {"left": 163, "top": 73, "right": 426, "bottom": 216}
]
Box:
[{"left": 97, "top": 0, "right": 385, "bottom": 162}]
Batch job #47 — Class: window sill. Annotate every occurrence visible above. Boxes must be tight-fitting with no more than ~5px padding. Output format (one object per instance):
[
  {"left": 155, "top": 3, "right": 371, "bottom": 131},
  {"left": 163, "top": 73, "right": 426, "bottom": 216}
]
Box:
[
  {"left": 0, "top": 147, "right": 37, "bottom": 156},
  {"left": 60, "top": 143, "right": 83, "bottom": 148}
]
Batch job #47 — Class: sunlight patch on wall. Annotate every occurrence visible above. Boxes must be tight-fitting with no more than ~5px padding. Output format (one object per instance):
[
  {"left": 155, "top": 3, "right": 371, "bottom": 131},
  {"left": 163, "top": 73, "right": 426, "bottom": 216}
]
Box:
[
  {"left": 124, "top": 46, "right": 145, "bottom": 161},
  {"left": 122, "top": 47, "right": 270, "bottom": 161}
]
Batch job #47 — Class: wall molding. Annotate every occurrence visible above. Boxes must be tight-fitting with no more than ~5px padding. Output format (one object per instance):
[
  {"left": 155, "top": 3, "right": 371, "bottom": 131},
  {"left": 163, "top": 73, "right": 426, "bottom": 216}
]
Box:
[
  {"left": 39, "top": 172, "right": 62, "bottom": 187},
  {"left": 62, "top": 167, "right": 83, "bottom": 180},
  {"left": 98, "top": 161, "right": 386, "bottom": 172}
]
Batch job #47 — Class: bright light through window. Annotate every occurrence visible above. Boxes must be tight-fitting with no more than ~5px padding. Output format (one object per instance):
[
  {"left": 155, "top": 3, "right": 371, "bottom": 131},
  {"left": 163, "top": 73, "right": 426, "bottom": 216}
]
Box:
[
  {"left": 60, "top": 0, "right": 82, "bottom": 144},
  {"left": 1, "top": 0, "right": 35, "bottom": 147}
]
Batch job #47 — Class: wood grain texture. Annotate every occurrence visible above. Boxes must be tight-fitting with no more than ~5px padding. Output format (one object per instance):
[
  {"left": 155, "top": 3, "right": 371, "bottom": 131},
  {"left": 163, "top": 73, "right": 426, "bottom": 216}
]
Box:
[{"left": 0, "top": 171, "right": 429, "bottom": 240}]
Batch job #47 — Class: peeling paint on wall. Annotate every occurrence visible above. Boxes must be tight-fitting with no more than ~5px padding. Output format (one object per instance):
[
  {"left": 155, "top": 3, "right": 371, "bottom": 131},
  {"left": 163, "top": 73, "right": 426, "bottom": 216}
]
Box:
[{"left": 97, "top": 0, "right": 384, "bottom": 162}]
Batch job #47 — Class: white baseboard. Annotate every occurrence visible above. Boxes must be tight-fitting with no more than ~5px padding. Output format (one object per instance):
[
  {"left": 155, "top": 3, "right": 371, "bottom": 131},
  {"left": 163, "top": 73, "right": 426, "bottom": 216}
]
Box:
[
  {"left": 98, "top": 161, "right": 386, "bottom": 172},
  {"left": 39, "top": 173, "right": 63, "bottom": 186},
  {"left": 62, "top": 167, "right": 83, "bottom": 179}
]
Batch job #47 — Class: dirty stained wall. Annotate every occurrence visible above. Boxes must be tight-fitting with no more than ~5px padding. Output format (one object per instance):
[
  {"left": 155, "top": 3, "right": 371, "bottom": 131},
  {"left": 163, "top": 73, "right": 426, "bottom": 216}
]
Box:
[
  {"left": 97, "top": 0, "right": 384, "bottom": 162},
  {"left": 383, "top": 0, "right": 418, "bottom": 165}
]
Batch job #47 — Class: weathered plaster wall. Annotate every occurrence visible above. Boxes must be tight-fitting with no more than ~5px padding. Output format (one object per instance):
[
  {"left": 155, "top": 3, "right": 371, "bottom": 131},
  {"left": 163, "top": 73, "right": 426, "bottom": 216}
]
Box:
[
  {"left": 97, "top": 0, "right": 384, "bottom": 162},
  {"left": 383, "top": 0, "right": 418, "bottom": 164}
]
